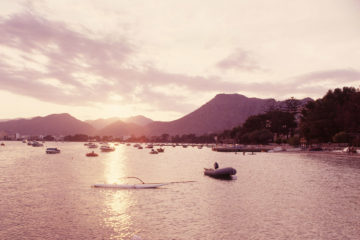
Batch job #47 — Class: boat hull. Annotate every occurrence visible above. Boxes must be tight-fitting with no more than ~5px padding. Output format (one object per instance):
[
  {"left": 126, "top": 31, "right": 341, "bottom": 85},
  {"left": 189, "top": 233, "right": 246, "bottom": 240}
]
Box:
[
  {"left": 86, "top": 153, "right": 98, "bottom": 157},
  {"left": 204, "top": 167, "right": 237, "bottom": 180},
  {"left": 92, "top": 183, "right": 168, "bottom": 189}
]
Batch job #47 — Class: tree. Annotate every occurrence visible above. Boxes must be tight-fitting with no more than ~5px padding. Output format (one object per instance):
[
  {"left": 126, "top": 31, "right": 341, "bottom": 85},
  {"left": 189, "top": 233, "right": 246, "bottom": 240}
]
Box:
[
  {"left": 300, "top": 87, "right": 360, "bottom": 143},
  {"left": 333, "top": 131, "right": 350, "bottom": 143},
  {"left": 44, "top": 135, "right": 55, "bottom": 141},
  {"left": 284, "top": 97, "right": 300, "bottom": 113}
]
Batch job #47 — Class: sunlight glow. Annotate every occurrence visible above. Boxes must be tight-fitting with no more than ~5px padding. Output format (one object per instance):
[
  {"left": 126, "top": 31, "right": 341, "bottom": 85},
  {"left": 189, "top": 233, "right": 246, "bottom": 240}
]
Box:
[{"left": 103, "top": 145, "right": 135, "bottom": 239}]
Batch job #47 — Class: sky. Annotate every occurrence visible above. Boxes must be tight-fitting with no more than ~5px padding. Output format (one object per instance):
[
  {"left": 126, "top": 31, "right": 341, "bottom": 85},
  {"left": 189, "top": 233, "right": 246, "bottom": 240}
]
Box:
[{"left": 0, "top": 0, "right": 359, "bottom": 121}]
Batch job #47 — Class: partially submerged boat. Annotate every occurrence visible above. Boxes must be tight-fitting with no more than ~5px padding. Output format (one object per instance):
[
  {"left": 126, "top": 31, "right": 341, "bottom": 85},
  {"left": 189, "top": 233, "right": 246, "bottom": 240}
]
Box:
[
  {"left": 204, "top": 167, "right": 237, "bottom": 180},
  {"left": 93, "top": 177, "right": 168, "bottom": 189},
  {"left": 92, "top": 183, "right": 168, "bottom": 189}
]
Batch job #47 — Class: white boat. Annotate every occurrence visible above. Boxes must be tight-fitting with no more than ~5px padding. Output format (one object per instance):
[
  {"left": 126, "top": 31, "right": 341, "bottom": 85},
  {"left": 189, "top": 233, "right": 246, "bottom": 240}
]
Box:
[
  {"left": 93, "top": 176, "right": 170, "bottom": 189},
  {"left": 46, "top": 148, "right": 61, "bottom": 154},
  {"left": 88, "top": 143, "right": 98, "bottom": 148},
  {"left": 100, "top": 144, "right": 115, "bottom": 152},
  {"left": 92, "top": 183, "right": 168, "bottom": 189},
  {"left": 273, "top": 146, "right": 284, "bottom": 152}
]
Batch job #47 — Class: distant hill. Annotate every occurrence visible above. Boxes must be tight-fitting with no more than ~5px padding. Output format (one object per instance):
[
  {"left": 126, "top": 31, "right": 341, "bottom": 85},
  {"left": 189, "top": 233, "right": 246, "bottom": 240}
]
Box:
[
  {"left": 0, "top": 113, "right": 95, "bottom": 135},
  {"left": 146, "top": 94, "right": 312, "bottom": 136},
  {"left": 122, "top": 115, "right": 153, "bottom": 126},
  {"left": 86, "top": 115, "right": 153, "bottom": 129},
  {"left": 97, "top": 120, "right": 146, "bottom": 137},
  {"left": 85, "top": 117, "right": 120, "bottom": 130},
  {"left": 0, "top": 94, "right": 312, "bottom": 137}
]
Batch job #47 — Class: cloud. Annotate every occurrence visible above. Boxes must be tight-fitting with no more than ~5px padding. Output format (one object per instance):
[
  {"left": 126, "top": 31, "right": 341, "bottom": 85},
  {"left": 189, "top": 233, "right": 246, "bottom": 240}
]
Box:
[
  {"left": 0, "top": 11, "right": 247, "bottom": 113},
  {"left": 216, "top": 49, "right": 261, "bottom": 71},
  {"left": 241, "top": 69, "right": 360, "bottom": 99},
  {"left": 1, "top": 10, "right": 359, "bottom": 116},
  {"left": 295, "top": 69, "right": 360, "bottom": 84}
]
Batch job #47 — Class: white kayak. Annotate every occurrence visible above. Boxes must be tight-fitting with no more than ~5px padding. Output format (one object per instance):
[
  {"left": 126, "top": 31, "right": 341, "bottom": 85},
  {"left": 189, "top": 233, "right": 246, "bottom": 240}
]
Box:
[{"left": 92, "top": 183, "right": 169, "bottom": 189}]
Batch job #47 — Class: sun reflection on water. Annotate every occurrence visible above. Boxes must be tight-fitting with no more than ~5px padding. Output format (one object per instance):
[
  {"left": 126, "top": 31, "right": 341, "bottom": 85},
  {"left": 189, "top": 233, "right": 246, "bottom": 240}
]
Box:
[{"left": 102, "top": 145, "right": 136, "bottom": 239}]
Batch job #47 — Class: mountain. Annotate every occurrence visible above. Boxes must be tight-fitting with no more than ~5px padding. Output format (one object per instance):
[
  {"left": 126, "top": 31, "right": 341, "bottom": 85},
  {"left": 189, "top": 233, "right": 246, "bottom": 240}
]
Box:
[
  {"left": 97, "top": 120, "right": 146, "bottom": 137},
  {"left": 0, "top": 113, "right": 95, "bottom": 135},
  {"left": 146, "top": 94, "right": 312, "bottom": 136},
  {"left": 85, "top": 117, "right": 120, "bottom": 130},
  {"left": 122, "top": 115, "right": 153, "bottom": 126},
  {"left": 0, "top": 94, "right": 312, "bottom": 137},
  {"left": 86, "top": 115, "right": 153, "bottom": 129}
]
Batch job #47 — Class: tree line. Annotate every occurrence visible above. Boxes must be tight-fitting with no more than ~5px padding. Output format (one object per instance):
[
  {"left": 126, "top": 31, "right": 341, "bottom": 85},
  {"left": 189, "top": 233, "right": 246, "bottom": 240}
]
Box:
[
  {"left": 300, "top": 86, "right": 360, "bottom": 145},
  {"left": 218, "top": 86, "right": 360, "bottom": 146}
]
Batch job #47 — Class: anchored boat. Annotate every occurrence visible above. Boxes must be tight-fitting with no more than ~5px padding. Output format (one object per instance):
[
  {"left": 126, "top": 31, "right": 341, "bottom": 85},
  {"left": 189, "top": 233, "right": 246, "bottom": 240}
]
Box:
[
  {"left": 46, "top": 147, "right": 61, "bottom": 154},
  {"left": 86, "top": 151, "right": 98, "bottom": 157},
  {"left": 204, "top": 167, "right": 237, "bottom": 180}
]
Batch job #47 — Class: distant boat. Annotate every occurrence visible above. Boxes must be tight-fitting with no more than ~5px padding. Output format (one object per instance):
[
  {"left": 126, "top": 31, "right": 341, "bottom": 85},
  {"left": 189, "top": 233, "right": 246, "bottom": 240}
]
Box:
[
  {"left": 88, "top": 143, "right": 98, "bottom": 148},
  {"left": 86, "top": 151, "right": 98, "bottom": 157},
  {"left": 157, "top": 148, "right": 164, "bottom": 153},
  {"left": 204, "top": 167, "right": 237, "bottom": 180},
  {"left": 149, "top": 149, "right": 158, "bottom": 154},
  {"left": 212, "top": 145, "right": 243, "bottom": 152},
  {"left": 32, "top": 141, "right": 43, "bottom": 147},
  {"left": 46, "top": 148, "right": 60, "bottom": 154},
  {"left": 0, "top": 142, "right": 5, "bottom": 146},
  {"left": 100, "top": 144, "right": 115, "bottom": 152}
]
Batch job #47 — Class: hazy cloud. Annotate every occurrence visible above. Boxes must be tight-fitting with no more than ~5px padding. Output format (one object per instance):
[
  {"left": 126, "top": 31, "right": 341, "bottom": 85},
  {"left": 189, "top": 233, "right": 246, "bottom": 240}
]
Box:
[
  {"left": 0, "top": 10, "right": 359, "bottom": 116},
  {"left": 0, "top": 11, "right": 247, "bottom": 112},
  {"left": 217, "top": 49, "right": 261, "bottom": 71},
  {"left": 295, "top": 69, "right": 360, "bottom": 84}
]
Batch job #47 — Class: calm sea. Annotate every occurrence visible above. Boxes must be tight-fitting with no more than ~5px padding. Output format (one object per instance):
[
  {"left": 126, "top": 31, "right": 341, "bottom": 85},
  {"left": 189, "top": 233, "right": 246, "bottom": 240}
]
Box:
[{"left": 1, "top": 142, "right": 360, "bottom": 240}]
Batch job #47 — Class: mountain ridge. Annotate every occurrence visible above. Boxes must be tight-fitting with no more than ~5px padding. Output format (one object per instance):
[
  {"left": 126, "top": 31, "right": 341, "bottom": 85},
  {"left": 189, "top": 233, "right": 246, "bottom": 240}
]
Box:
[
  {"left": 0, "top": 94, "right": 313, "bottom": 137},
  {"left": 0, "top": 113, "right": 95, "bottom": 135}
]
